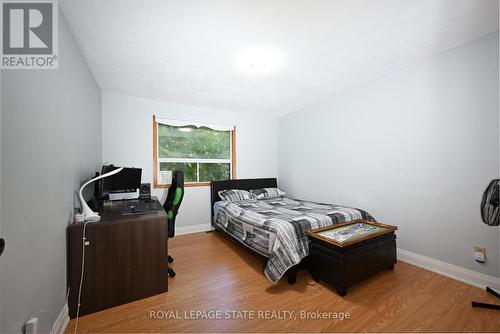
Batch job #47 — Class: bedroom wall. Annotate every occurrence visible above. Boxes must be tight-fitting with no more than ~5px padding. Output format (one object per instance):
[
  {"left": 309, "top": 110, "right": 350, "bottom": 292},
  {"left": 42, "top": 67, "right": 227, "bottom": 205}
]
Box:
[
  {"left": 101, "top": 93, "right": 278, "bottom": 232},
  {"left": 278, "top": 32, "right": 499, "bottom": 277},
  {"left": 0, "top": 70, "right": 3, "bottom": 332},
  {"left": 0, "top": 11, "right": 102, "bottom": 333}
]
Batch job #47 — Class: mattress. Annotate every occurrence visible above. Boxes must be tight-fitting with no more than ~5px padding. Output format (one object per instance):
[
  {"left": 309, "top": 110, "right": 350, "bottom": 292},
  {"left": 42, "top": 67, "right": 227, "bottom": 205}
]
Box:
[{"left": 213, "top": 196, "right": 374, "bottom": 282}]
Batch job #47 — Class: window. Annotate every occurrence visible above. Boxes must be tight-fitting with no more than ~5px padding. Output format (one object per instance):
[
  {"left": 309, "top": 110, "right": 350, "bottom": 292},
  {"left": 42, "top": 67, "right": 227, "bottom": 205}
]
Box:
[{"left": 153, "top": 117, "right": 236, "bottom": 187}]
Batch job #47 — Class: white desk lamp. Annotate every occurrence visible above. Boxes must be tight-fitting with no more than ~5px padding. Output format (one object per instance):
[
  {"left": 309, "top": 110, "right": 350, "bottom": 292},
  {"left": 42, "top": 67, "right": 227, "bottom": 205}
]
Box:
[{"left": 78, "top": 167, "right": 124, "bottom": 222}]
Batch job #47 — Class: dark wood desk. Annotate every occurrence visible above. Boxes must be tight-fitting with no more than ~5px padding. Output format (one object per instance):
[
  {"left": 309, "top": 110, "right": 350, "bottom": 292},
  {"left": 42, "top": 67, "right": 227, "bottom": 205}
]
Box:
[{"left": 68, "top": 198, "right": 168, "bottom": 318}]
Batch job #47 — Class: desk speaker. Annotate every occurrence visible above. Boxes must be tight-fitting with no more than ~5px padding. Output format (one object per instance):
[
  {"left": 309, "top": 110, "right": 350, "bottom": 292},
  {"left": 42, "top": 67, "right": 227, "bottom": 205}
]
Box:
[{"left": 139, "top": 183, "right": 151, "bottom": 199}]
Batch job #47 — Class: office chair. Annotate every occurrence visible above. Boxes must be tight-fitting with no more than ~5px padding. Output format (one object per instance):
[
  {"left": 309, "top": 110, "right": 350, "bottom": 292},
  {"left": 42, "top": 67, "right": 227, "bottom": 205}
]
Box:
[{"left": 163, "top": 170, "right": 185, "bottom": 278}]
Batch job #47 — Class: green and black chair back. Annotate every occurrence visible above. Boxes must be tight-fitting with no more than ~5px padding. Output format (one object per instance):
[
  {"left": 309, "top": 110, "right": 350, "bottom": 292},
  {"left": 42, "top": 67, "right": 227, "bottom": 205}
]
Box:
[
  {"left": 163, "top": 170, "right": 185, "bottom": 237},
  {"left": 162, "top": 170, "right": 184, "bottom": 277}
]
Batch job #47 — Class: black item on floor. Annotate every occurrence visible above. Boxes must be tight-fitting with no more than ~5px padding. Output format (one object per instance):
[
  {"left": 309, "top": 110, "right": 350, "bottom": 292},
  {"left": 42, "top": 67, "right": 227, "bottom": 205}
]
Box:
[
  {"left": 472, "top": 287, "right": 500, "bottom": 310},
  {"left": 162, "top": 170, "right": 185, "bottom": 278}
]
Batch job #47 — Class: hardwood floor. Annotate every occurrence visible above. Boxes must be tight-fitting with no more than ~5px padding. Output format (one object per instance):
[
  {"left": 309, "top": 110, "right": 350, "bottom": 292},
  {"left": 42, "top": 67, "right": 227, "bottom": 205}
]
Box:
[{"left": 66, "top": 231, "right": 500, "bottom": 333}]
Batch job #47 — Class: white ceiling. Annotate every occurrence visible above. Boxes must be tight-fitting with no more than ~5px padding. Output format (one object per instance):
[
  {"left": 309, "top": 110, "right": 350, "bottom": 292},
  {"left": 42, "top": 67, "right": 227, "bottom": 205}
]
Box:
[{"left": 60, "top": 0, "right": 499, "bottom": 117}]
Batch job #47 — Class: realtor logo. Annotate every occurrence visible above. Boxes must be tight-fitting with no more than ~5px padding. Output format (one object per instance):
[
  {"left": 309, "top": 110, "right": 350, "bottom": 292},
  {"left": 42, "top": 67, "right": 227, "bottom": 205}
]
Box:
[{"left": 1, "top": 0, "right": 58, "bottom": 69}]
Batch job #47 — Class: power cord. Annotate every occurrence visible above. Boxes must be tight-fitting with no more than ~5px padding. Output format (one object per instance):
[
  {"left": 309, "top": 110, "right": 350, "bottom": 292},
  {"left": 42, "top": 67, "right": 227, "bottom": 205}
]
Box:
[
  {"left": 28, "top": 286, "right": 70, "bottom": 333},
  {"left": 73, "top": 222, "right": 89, "bottom": 334}
]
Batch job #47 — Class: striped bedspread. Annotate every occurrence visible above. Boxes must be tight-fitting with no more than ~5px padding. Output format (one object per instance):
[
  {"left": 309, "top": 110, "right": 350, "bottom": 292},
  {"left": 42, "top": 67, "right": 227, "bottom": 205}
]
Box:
[{"left": 214, "top": 197, "right": 374, "bottom": 282}]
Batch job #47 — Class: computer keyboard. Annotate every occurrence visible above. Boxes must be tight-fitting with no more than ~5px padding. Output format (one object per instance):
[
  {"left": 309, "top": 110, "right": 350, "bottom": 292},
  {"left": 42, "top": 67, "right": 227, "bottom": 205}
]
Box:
[
  {"left": 132, "top": 203, "right": 150, "bottom": 212},
  {"left": 121, "top": 200, "right": 163, "bottom": 215}
]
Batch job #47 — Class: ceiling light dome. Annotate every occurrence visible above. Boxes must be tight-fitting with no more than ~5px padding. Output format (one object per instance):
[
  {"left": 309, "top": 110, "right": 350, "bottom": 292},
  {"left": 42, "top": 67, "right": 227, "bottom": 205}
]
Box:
[{"left": 236, "top": 46, "right": 283, "bottom": 73}]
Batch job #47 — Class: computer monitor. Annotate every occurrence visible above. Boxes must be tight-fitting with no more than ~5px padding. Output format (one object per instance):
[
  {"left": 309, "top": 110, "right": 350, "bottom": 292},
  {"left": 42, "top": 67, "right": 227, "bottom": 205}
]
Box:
[
  {"left": 100, "top": 165, "right": 142, "bottom": 197},
  {"left": 111, "top": 167, "right": 142, "bottom": 192}
]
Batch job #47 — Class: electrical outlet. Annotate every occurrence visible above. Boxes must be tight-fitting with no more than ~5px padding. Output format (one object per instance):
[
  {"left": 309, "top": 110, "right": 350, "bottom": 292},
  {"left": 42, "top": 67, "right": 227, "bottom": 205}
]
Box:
[
  {"left": 474, "top": 246, "right": 486, "bottom": 263},
  {"left": 25, "top": 317, "right": 38, "bottom": 334}
]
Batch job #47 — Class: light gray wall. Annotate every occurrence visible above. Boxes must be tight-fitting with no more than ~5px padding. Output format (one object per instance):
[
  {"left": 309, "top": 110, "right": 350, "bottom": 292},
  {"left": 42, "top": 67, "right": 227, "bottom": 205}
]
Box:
[
  {"left": 0, "top": 11, "right": 101, "bottom": 334},
  {"left": 102, "top": 93, "right": 278, "bottom": 231},
  {"left": 278, "top": 32, "right": 499, "bottom": 277},
  {"left": 0, "top": 69, "right": 3, "bottom": 331}
]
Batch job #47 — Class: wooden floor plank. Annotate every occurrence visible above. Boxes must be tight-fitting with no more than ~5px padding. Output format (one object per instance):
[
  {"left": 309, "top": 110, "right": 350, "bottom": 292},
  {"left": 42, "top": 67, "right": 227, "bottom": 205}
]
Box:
[{"left": 65, "top": 231, "right": 500, "bottom": 333}]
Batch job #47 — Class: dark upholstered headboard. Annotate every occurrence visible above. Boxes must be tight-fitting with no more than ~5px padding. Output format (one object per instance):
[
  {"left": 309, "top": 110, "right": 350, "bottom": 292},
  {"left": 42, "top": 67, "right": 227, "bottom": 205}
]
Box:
[{"left": 210, "top": 178, "right": 278, "bottom": 225}]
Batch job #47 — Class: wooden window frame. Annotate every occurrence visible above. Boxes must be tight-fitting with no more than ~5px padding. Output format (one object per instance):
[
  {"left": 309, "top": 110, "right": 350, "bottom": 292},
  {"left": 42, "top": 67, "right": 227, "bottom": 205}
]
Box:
[{"left": 153, "top": 116, "right": 236, "bottom": 188}]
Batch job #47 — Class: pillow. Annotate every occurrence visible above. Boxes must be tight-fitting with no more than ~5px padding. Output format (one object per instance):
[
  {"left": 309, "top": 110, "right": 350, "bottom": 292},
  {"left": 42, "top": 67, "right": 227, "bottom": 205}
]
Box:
[
  {"left": 218, "top": 189, "right": 257, "bottom": 202},
  {"left": 251, "top": 188, "right": 286, "bottom": 200}
]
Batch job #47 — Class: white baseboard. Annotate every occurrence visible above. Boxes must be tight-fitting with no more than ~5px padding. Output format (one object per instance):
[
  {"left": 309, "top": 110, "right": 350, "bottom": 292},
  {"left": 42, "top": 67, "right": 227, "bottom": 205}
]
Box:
[
  {"left": 397, "top": 248, "right": 500, "bottom": 290},
  {"left": 176, "top": 223, "right": 213, "bottom": 236},
  {"left": 50, "top": 303, "right": 69, "bottom": 334}
]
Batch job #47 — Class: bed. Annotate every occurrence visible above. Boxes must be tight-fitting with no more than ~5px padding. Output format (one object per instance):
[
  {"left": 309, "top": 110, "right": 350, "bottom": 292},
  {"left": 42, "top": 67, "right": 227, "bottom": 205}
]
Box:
[{"left": 210, "top": 178, "right": 374, "bottom": 283}]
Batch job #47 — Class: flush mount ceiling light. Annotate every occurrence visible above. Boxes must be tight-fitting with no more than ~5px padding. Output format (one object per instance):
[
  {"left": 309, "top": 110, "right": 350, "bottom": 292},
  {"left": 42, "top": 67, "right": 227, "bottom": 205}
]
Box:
[
  {"left": 236, "top": 47, "right": 283, "bottom": 73},
  {"left": 178, "top": 127, "right": 192, "bottom": 132}
]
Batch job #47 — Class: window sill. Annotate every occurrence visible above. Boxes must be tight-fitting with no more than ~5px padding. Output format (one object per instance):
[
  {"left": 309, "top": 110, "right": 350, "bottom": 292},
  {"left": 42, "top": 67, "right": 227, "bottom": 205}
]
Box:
[{"left": 154, "top": 182, "right": 210, "bottom": 188}]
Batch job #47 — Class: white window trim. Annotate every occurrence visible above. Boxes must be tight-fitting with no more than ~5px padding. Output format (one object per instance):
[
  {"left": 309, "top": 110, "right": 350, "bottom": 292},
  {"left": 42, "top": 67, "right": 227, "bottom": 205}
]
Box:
[{"left": 156, "top": 116, "right": 234, "bottom": 132}]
